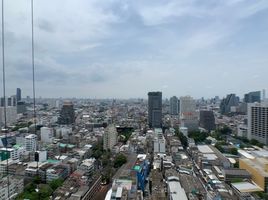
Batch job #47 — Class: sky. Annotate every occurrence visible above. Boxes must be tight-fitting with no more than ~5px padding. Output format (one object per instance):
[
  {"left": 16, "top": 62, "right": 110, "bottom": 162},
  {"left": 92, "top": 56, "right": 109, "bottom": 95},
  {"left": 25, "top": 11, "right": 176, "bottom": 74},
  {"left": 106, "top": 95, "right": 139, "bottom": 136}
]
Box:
[{"left": 1, "top": 0, "right": 268, "bottom": 99}]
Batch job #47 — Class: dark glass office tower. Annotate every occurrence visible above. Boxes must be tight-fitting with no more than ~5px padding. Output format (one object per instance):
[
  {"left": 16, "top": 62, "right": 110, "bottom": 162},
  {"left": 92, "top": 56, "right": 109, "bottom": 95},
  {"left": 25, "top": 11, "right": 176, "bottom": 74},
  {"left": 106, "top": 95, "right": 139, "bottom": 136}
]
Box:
[
  {"left": 148, "top": 92, "right": 162, "bottom": 128},
  {"left": 16, "top": 88, "right": 21, "bottom": 102},
  {"left": 58, "top": 101, "right": 75, "bottom": 124}
]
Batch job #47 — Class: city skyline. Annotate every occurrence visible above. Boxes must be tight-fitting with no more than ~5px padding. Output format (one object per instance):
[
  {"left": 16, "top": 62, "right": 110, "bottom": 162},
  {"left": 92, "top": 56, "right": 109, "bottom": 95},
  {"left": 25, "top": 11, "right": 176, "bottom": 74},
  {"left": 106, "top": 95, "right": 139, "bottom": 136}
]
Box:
[{"left": 2, "top": 0, "right": 268, "bottom": 98}]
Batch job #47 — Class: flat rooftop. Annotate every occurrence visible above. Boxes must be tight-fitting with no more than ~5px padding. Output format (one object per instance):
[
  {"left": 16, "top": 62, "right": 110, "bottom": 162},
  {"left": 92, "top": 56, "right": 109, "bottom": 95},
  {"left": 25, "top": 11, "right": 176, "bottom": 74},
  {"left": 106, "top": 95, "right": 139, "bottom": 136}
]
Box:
[
  {"left": 197, "top": 145, "right": 214, "bottom": 154},
  {"left": 232, "top": 182, "right": 263, "bottom": 193}
]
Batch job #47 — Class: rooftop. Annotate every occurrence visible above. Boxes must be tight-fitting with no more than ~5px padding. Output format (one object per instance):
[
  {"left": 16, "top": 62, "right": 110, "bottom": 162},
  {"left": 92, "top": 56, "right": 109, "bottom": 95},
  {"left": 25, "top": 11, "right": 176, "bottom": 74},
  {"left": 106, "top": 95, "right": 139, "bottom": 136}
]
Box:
[{"left": 232, "top": 182, "right": 263, "bottom": 193}]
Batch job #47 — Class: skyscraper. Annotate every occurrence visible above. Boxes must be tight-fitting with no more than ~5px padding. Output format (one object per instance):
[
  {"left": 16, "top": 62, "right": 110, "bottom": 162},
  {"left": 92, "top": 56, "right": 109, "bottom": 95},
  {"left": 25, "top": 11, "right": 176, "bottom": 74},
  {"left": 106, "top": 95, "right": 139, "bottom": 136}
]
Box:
[
  {"left": 170, "top": 96, "right": 179, "bottom": 115},
  {"left": 148, "top": 92, "right": 162, "bottom": 128},
  {"left": 16, "top": 88, "right": 21, "bottom": 102},
  {"left": 180, "top": 96, "right": 198, "bottom": 131},
  {"left": 247, "top": 102, "right": 268, "bottom": 145},
  {"left": 244, "top": 91, "right": 261, "bottom": 103},
  {"left": 58, "top": 101, "right": 75, "bottom": 125},
  {"left": 220, "top": 94, "right": 239, "bottom": 114}
]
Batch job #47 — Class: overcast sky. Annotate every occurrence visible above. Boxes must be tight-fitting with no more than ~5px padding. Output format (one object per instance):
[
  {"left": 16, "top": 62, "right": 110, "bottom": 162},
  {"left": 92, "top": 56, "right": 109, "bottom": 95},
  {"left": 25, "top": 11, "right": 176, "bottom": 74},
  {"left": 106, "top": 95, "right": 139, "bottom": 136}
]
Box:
[{"left": 1, "top": 0, "right": 268, "bottom": 99}]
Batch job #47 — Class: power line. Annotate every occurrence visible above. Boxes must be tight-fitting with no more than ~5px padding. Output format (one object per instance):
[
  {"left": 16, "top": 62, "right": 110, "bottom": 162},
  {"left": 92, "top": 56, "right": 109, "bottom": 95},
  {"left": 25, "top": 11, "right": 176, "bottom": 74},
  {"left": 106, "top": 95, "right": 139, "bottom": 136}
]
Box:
[{"left": 1, "top": 0, "right": 10, "bottom": 198}]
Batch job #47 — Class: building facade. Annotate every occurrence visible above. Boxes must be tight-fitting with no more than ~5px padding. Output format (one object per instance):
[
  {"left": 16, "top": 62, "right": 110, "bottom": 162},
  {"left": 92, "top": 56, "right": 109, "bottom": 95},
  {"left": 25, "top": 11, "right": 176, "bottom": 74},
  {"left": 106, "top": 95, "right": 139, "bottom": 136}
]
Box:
[
  {"left": 148, "top": 92, "right": 162, "bottom": 128},
  {"left": 58, "top": 101, "right": 75, "bottom": 125},
  {"left": 247, "top": 102, "right": 268, "bottom": 144},
  {"left": 220, "top": 94, "right": 239, "bottom": 114},
  {"left": 244, "top": 91, "right": 261, "bottom": 103},
  {"left": 170, "top": 96, "right": 179, "bottom": 115},
  {"left": 41, "top": 127, "right": 54, "bottom": 143},
  {"left": 180, "top": 96, "right": 198, "bottom": 131},
  {"left": 199, "top": 110, "right": 215, "bottom": 132},
  {"left": 103, "top": 124, "right": 118, "bottom": 150}
]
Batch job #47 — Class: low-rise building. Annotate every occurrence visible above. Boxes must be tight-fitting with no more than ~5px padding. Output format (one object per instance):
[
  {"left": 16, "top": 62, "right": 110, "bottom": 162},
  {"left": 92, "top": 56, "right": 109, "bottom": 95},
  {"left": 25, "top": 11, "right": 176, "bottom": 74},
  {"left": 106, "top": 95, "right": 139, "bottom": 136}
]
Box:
[{"left": 0, "top": 176, "right": 24, "bottom": 200}]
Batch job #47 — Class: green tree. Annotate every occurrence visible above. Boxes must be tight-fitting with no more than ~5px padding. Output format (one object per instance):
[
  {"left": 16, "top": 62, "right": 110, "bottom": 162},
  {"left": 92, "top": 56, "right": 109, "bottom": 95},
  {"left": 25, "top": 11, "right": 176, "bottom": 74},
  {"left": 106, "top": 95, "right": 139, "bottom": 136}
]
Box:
[
  {"left": 49, "top": 178, "right": 64, "bottom": 190},
  {"left": 230, "top": 148, "right": 238, "bottom": 155},
  {"left": 114, "top": 154, "right": 127, "bottom": 168}
]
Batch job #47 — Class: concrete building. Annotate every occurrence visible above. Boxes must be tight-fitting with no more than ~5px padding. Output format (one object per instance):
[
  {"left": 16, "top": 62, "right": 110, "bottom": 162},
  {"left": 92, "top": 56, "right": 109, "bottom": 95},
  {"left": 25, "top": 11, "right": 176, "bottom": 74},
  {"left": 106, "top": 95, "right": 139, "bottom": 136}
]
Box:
[
  {"left": 240, "top": 157, "right": 268, "bottom": 192},
  {"left": 25, "top": 134, "right": 37, "bottom": 152},
  {"left": 103, "top": 124, "right": 118, "bottom": 150},
  {"left": 153, "top": 128, "right": 166, "bottom": 153},
  {"left": 220, "top": 94, "right": 239, "bottom": 114},
  {"left": 167, "top": 176, "right": 188, "bottom": 200},
  {"left": 199, "top": 110, "right": 215, "bottom": 132},
  {"left": 0, "top": 106, "right": 17, "bottom": 126},
  {"left": 247, "top": 102, "right": 268, "bottom": 144},
  {"left": 237, "top": 124, "right": 248, "bottom": 138},
  {"left": 170, "top": 96, "right": 179, "bottom": 115},
  {"left": 41, "top": 127, "right": 54, "bottom": 143},
  {"left": 244, "top": 91, "right": 261, "bottom": 103},
  {"left": 148, "top": 92, "right": 162, "bottom": 128},
  {"left": 180, "top": 96, "right": 198, "bottom": 131},
  {"left": 0, "top": 145, "right": 25, "bottom": 161},
  {"left": 58, "top": 101, "right": 75, "bottom": 125},
  {"left": 17, "top": 101, "right": 26, "bottom": 114},
  {"left": 46, "top": 164, "right": 70, "bottom": 182},
  {"left": 0, "top": 176, "right": 24, "bottom": 200},
  {"left": 79, "top": 158, "right": 95, "bottom": 177}
]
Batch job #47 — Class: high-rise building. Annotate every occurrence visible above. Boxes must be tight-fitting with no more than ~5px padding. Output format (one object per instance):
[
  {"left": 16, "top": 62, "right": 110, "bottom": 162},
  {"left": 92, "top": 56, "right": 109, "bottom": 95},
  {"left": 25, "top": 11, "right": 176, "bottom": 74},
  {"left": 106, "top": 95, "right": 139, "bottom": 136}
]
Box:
[
  {"left": 199, "top": 110, "right": 215, "bottom": 132},
  {"left": 244, "top": 91, "right": 261, "bottom": 103},
  {"left": 220, "top": 94, "right": 239, "bottom": 114},
  {"left": 103, "top": 124, "right": 118, "bottom": 150},
  {"left": 16, "top": 88, "right": 21, "bottom": 102},
  {"left": 180, "top": 96, "right": 198, "bottom": 131},
  {"left": 40, "top": 127, "right": 54, "bottom": 143},
  {"left": 170, "top": 96, "right": 179, "bottom": 115},
  {"left": 17, "top": 101, "right": 27, "bottom": 114},
  {"left": 148, "top": 92, "right": 162, "bottom": 128},
  {"left": 58, "top": 101, "right": 75, "bottom": 125},
  {"left": 25, "top": 134, "right": 37, "bottom": 152},
  {"left": 247, "top": 102, "right": 268, "bottom": 145}
]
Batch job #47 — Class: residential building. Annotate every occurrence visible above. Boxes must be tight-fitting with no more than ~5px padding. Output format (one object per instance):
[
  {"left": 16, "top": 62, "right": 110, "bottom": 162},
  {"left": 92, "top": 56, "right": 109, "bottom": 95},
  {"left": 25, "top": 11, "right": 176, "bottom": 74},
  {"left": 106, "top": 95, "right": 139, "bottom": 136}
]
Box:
[
  {"left": 79, "top": 158, "right": 95, "bottom": 177},
  {"left": 247, "top": 102, "right": 268, "bottom": 144},
  {"left": 148, "top": 92, "right": 162, "bottom": 128},
  {"left": 153, "top": 128, "right": 166, "bottom": 153},
  {"left": 0, "top": 176, "right": 24, "bottom": 200},
  {"left": 170, "top": 96, "right": 179, "bottom": 115},
  {"left": 103, "top": 124, "right": 118, "bottom": 150},
  {"left": 46, "top": 164, "right": 70, "bottom": 182},
  {"left": 41, "top": 127, "right": 54, "bottom": 143},
  {"left": 25, "top": 134, "right": 37, "bottom": 152}
]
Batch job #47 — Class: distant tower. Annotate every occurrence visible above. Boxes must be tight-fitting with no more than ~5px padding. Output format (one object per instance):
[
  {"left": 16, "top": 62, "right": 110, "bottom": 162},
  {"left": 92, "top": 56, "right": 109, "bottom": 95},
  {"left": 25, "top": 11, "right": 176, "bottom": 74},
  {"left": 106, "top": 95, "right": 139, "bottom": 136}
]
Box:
[
  {"left": 148, "top": 92, "right": 162, "bottom": 128},
  {"left": 58, "top": 101, "right": 75, "bottom": 124},
  {"left": 16, "top": 88, "right": 21, "bottom": 102},
  {"left": 263, "top": 89, "right": 266, "bottom": 102},
  {"left": 170, "top": 96, "right": 179, "bottom": 115}
]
